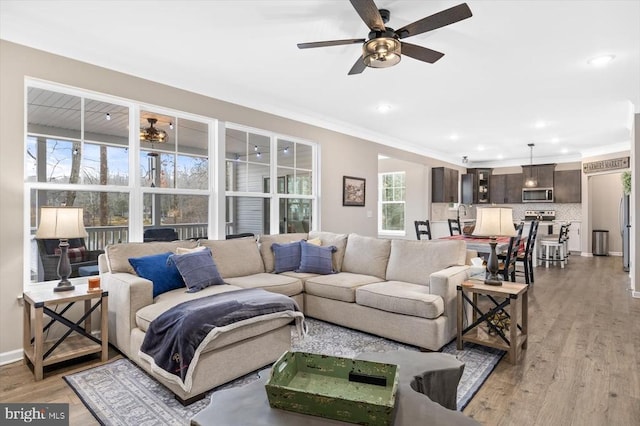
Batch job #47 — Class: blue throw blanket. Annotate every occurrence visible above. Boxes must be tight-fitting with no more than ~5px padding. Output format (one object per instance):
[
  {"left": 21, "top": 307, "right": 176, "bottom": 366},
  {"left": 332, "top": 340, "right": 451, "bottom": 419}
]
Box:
[{"left": 138, "top": 288, "right": 304, "bottom": 392}]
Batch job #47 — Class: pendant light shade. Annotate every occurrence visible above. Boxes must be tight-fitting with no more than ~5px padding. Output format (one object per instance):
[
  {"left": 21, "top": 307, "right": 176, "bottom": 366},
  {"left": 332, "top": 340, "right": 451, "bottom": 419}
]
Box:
[
  {"left": 363, "top": 32, "right": 401, "bottom": 68},
  {"left": 525, "top": 143, "right": 537, "bottom": 188}
]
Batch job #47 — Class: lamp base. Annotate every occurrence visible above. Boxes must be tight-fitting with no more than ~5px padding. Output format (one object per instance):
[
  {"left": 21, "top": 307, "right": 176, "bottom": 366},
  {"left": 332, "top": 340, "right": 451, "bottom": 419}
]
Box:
[{"left": 54, "top": 281, "right": 75, "bottom": 292}]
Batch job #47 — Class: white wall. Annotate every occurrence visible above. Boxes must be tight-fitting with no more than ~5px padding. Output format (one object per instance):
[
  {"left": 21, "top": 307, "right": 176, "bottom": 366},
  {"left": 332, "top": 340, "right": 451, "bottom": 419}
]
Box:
[{"left": 589, "top": 172, "right": 624, "bottom": 254}]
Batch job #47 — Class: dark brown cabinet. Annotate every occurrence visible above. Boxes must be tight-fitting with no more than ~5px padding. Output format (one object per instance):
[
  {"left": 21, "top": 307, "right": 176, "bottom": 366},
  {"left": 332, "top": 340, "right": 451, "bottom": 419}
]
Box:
[
  {"left": 554, "top": 170, "right": 582, "bottom": 203},
  {"left": 522, "top": 164, "right": 555, "bottom": 188},
  {"left": 490, "top": 173, "right": 523, "bottom": 204},
  {"left": 461, "top": 168, "right": 491, "bottom": 204},
  {"left": 432, "top": 167, "right": 459, "bottom": 203}
]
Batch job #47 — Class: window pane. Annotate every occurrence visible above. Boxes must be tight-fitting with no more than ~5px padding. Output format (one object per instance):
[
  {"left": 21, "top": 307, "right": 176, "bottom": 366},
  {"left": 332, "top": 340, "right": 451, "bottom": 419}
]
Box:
[
  {"left": 140, "top": 151, "right": 175, "bottom": 188},
  {"left": 143, "top": 194, "right": 208, "bottom": 239},
  {"left": 28, "top": 88, "right": 81, "bottom": 140},
  {"left": 249, "top": 133, "right": 270, "bottom": 164},
  {"left": 381, "top": 203, "right": 404, "bottom": 231},
  {"left": 176, "top": 155, "right": 208, "bottom": 189},
  {"left": 226, "top": 196, "right": 270, "bottom": 236},
  {"left": 84, "top": 99, "right": 129, "bottom": 143},
  {"left": 30, "top": 188, "right": 130, "bottom": 282},
  {"left": 277, "top": 139, "right": 294, "bottom": 167},
  {"left": 177, "top": 118, "right": 208, "bottom": 155},
  {"left": 81, "top": 143, "right": 129, "bottom": 185},
  {"left": 296, "top": 143, "right": 313, "bottom": 169},
  {"left": 280, "top": 198, "right": 312, "bottom": 234}
]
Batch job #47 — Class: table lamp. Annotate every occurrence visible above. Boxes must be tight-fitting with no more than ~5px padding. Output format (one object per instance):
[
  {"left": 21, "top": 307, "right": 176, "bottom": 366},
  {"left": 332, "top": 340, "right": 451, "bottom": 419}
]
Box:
[
  {"left": 472, "top": 207, "right": 517, "bottom": 286},
  {"left": 35, "top": 206, "right": 88, "bottom": 292}
]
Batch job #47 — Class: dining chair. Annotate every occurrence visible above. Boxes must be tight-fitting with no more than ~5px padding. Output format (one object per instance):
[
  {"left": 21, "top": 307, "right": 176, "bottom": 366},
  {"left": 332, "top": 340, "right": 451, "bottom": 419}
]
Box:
[
  {"left": 414, "top": 220, "right": 432, "bottom": 240},
  {"left": 497, "top": 223, "right": 523, "bottom": 282},
  {"left": 447, "top": 218, "right": 462, "bottom": 236},
  {"left": 515, "top": 220, "right": 539, "bottom": 284}
]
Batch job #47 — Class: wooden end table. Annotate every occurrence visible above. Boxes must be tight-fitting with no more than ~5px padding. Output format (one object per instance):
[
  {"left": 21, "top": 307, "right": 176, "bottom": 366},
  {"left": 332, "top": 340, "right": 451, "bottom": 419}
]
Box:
[
  {"left": 456, "top": 280, "right": 528, "bottom": 364},
  {"left": 23, "top": 282, "right": 108, "bottom": 380}
]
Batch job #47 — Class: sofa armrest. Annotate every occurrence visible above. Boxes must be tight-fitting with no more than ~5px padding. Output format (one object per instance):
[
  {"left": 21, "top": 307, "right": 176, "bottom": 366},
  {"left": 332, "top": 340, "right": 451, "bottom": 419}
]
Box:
[
  {"left": 430, "top": 265, "right": 470, "bottom": 315},
  {"left": 102, "top": 272, "right": 154, "bottom": 357}
]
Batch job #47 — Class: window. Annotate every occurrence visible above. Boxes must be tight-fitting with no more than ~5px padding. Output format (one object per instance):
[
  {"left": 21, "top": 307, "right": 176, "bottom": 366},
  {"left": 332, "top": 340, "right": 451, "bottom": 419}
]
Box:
[
  {"left": 225, "top": 127, "right": 317, "bottom": 236},
  {"left": 379, "top": 172, "right": 406, "bottom": 234},
  {"left": 25, "top": 82, "right": 212, "bottom": 284}
]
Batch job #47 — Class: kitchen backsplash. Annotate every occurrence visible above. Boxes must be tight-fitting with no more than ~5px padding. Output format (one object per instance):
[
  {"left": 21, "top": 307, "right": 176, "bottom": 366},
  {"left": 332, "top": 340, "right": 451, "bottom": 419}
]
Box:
[{"left": 432, "top": 203, "right": 582, "bottom": 222}]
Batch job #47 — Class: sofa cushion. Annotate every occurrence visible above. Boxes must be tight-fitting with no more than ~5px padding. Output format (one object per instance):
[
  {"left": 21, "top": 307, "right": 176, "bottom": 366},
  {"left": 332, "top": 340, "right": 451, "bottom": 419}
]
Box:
[
  {"left": 199, "top": 238, "right": 265, "bottom": 278},
  {"left": 308, "top": 231, "right": 348, "bottom": 272},
  {"left": 304, "top": 272, "right": 384, "bottom": 302},
  {"left": 258, "top": 233, "right": 308, "bottom": 273},
  {"left": 296, "top": 241, "right": 336, "bottom": 275},
  {"left": 271, "top": 241, "right": 302, "bottom": 273},
  {"left": 128, "top": 252, "right": 185, "bottom": 298},
  {"left": 280, "top": 270, "right": 319, "bottom": 284},
  {"left": 356, "top": 281, "right": 445, "bottom": 319},
  {"left": 386, "top": 240, "right": 467, "bottom": 286},
  {"left": 168, "top": 248, "right": 225, "bottom": 293},
  {"left": 224, "top": 273, "right": 303, "bottom": 297},
  {"left": 106, "top": 240, "right": 198, "bottom": 274},
  {"left": 135, "top": 284, "right": 243, "bottom": 331},
  {"left": 341, "top": 234, "right": 391, "bottom": 279}
]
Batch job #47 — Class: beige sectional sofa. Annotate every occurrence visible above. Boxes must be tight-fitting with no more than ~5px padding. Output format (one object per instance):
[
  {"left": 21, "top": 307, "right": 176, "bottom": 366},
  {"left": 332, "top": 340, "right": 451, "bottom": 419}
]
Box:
[{"left": 99, "top": 231, "right": 471, "bottom": 404}]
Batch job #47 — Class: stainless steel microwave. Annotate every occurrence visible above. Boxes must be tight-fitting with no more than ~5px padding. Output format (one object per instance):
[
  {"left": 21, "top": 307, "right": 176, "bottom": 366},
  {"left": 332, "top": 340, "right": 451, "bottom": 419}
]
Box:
[{"left": 522, "top": 187, "right": 553, "bottom": 202}]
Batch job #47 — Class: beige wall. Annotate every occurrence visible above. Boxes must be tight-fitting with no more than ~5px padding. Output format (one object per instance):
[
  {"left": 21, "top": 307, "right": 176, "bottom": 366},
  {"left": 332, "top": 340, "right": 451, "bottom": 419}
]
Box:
[{"left": 0, "top": 41, "right": 462, "bottom": 357}]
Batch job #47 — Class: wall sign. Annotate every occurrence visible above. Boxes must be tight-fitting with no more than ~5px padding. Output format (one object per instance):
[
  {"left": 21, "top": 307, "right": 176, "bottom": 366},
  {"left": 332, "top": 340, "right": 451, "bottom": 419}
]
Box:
[{"left": 582, "top": 157, "right": 629, "bottom": 174}]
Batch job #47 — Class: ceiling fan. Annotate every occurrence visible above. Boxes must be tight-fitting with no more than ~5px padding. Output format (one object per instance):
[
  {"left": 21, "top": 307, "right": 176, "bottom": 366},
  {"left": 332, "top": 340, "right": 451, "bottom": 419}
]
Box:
[{"left": 297, "top": 0, "right": 472, "bottom": 75}]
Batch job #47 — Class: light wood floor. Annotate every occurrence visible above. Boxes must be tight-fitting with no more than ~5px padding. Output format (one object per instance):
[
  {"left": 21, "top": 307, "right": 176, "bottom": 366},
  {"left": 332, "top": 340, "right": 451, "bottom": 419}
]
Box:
[{"left": 1, "top": 255, "right": 638, "bottom": 425}]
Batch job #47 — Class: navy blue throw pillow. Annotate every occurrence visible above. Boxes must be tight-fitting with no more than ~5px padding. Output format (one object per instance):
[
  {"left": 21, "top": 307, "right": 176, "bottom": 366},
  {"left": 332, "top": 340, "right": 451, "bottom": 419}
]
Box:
[
  {"left": 271, "top": 241, "right": 303, "bottom": 273},
  {"left": 128, "top": 252, "right": 185, "bottom": 298},
  {"left": 168, "top": 248, "right": 225, "bottom": 293},
  {"left": 296, "top": 241, "right": 336, "bottom": 275}
]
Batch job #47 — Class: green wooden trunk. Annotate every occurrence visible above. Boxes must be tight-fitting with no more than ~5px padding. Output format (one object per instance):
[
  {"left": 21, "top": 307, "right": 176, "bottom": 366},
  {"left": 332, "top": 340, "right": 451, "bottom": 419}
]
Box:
[{"left": 265, "top": 351, "right": 400, "bottom": 425}]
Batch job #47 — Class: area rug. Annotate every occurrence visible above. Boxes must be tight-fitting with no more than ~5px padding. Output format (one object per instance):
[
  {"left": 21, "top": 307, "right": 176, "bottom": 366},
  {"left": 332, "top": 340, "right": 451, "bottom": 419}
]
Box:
[{"left": 64, "top": 319, "right": 503, "bottom": 426}]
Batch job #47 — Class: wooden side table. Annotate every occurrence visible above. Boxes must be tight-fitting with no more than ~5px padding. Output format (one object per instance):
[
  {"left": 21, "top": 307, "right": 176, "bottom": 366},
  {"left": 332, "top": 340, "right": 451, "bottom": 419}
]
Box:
[
  {"left": 23, "top": 282, "right": 108, "bottom": 380},
  {"left": 456, "top": 280, "right": 528, "bottom": 364}
]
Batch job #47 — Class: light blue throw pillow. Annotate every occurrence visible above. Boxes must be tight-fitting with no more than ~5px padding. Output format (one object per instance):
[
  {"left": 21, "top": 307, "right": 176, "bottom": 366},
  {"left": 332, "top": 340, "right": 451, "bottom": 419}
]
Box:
[
  {"left": 168, "top": 248, "right": 224, "bottom": 293},
  {"left": 271, "top": 241, "right": 303, "bottom": 273},
  {"left": 296, "top": 241, "right": 336, "bottom": 275},
  {"left": 128, "top": 252, "right": 185, "bottom": 298}
]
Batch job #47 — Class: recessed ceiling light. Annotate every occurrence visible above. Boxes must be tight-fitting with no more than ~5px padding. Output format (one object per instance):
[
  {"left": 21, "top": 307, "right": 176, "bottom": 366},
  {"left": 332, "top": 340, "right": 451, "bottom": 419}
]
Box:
[
  {"left": 477, "top": 145, "right": 485, "bottom": 152},
  {"left": 534, "top": 120, "right": 546, "bottom": 129},
  {"left": 497, "top": 154, "right": 504, "bottom": 160},
  {"left": 561, "top": 148, "right": 569, "bottom": 154},
  {"left": 551, "top": 137, "right": 560, "bottom": 144},
  {"left": 377, "top": 104, "right": 392, "bottom": 113},
  {"left": 588, "top": 54, "right": 615, "bottom": 67},
  {"left": 450, "top": 133, "right": 459, "bottom": 141}
]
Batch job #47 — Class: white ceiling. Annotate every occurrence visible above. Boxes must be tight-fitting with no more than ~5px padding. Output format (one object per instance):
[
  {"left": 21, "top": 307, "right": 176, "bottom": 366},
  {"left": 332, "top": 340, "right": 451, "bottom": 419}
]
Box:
[{"left": 2, "top": 0, "right": 639, "bottom": 167}]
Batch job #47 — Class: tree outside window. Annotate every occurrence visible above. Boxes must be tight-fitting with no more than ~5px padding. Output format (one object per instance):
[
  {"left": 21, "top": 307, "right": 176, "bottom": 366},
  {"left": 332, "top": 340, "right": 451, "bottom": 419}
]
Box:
[{"left": 379, "top": 172, "right": 405, "bottom": 233}]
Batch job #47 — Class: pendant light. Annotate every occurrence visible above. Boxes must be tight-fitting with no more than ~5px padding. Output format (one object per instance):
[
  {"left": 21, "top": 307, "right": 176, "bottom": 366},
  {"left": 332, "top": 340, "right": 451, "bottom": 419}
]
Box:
[{"left": 525, "top": 143, "right": 537, "bottom": 187}]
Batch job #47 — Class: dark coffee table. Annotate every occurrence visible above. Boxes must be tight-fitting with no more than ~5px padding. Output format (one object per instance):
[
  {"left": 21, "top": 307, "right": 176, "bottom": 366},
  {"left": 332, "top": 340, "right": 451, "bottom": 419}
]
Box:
[{"left": 191, "top": 350, "right": 480, "bottom": 426}]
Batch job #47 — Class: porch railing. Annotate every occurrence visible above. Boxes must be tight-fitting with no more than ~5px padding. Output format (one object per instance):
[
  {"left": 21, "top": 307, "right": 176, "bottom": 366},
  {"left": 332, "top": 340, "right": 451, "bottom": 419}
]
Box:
[{"left": 83, "top": 223, "right": 208, "bottom": 250}]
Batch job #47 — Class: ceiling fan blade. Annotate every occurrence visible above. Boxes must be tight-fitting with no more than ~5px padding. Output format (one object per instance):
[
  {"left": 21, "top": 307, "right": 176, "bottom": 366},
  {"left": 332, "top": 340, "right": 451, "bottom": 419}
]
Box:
[
  {"left": 297, "top": 38, "right": 365, "bottom": 49},
  {"left": 401, "top": 42, "right": 445, "bottom": 64},
  {"left": 348, "top": 56, "right": 367, "bottom": 75},
  {"left": 349, "top": 0, "right": 386, "bottom": 31},
  {"left": 396, "top": 3, "right": 473, "bottom": 39}
]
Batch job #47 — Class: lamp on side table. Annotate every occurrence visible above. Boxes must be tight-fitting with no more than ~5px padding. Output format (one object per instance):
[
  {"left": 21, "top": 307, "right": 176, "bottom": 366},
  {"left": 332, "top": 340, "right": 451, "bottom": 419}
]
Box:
[
  {"left": 473, "top": 207, "right": 517, "bottom": 286},
  {"left": 35, "top": 206, "right": 88, "bottom": 292}
]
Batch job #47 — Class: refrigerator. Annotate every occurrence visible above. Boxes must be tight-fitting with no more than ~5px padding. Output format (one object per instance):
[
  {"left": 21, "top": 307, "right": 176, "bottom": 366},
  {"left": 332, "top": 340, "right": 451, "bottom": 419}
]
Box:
[{"left": 619, "top": 194, "right": 631, "bottom": 272}]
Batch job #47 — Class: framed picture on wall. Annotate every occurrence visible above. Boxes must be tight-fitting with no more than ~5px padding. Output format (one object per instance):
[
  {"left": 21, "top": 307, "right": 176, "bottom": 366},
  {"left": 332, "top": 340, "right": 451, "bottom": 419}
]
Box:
[{"left": 342, "top": 176, "right": 366, "bottom": 207}]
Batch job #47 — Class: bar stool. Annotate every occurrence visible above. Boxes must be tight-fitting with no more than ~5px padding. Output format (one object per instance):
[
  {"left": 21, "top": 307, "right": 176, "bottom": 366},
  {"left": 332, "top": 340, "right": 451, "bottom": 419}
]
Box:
[{"left": 538, "top": 224, "right": 568, "bottom": 268}]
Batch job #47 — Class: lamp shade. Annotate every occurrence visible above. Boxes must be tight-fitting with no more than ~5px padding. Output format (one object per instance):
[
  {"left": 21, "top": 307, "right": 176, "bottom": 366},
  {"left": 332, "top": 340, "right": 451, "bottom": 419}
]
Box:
[
  {"left": 472, "top": 207, "right": 517, "bottom": 237},
  {"left": 35, "top": 206, "right": 88, "bottom": 239}
]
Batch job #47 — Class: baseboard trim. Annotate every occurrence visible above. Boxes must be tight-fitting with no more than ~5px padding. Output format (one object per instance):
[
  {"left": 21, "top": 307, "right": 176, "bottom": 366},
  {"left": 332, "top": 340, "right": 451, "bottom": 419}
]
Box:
[{"left": 0, "top": 349, "right": 23, "bottom": 366}]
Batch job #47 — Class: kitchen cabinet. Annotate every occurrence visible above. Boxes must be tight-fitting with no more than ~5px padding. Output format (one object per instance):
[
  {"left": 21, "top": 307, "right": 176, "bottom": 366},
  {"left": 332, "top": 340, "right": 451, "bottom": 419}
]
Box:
[
  {"left": 490, "top": 173, "right": 523, "bottom": 204},
  {"left": 568, "top": 221, "right": 581, "bottom": 253},
  {"left": 554, "top": 170, "right": 582, "bottom": 203},
  {"left": 522, "top": 164, "right": 555, "bottom": 188},
  {"left": 461, "top": 168, "right": 490, "bottom": 204},
  {"left": 432, "top": 167, "right": 459, "bottom": 203}
]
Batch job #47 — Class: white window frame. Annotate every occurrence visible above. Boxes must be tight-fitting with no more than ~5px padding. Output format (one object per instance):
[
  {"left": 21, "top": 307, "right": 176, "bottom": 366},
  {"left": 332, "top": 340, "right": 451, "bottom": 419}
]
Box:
[{"left": 378, "top": 171, "right": 406, "bottom": 236}]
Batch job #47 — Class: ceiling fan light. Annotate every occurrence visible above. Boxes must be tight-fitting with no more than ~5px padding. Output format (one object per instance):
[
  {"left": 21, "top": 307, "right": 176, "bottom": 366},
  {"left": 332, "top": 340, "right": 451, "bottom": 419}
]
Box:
[
  {"left": 140, "top": 118, "right": 167, "bottom": 144},
  {"left": 363, "top": 37, "right": 401, "bottom": 68}
]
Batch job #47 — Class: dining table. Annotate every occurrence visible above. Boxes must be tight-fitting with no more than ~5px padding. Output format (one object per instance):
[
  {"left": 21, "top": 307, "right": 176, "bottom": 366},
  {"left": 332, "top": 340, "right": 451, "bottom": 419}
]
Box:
[{"left": 438, "top": 234, "right": 515, "bottom": 256}]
